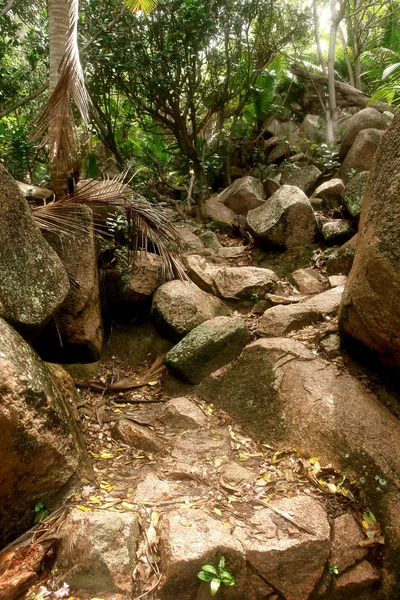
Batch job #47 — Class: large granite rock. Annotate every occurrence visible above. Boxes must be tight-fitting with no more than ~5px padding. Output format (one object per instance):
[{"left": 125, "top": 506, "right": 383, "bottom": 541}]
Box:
[
  {"left": 185, "top": 255, "right": 279, "bottom": 300},
  {"left": 343, "top": 171, "right": 369, "bottom": 220},
  {"left": 339, "top": 107, "right": 388, "bottom": 160},
  {"left": 0, "top": 164, "right": 70, "bottom": 340},
  {"left": 257, "top": 303, "right": 324, "bottom": 337},
  {"left": 42, "top": 205, "right": 103, "bottom": 362},
  {"left": 203, "top": 195, "right": 236, "bottom": 231},
  {"left": 339, "top": 109, "right": 400, "bottom": 366},
  {"left": 290, "top": 267, "right": 330, "bottom": 295},
  {"left": 152, "top": 280, "right": 230, "bottom": 341},
  {"left": 326, "top": 235, "right": 357, "bottom": 275},
  {"left": 237, "top": 495, "right": 331, "bottom": 600},
  {"left": 105, "top": 251, "right": 164, "bottom": 317},
  {"left": 56, "top": 510, "right": 139, "bottom": 595},
  {"left": 281, "top": 164, "right": 321, "bottom": 195},
  {"left": 159, "top": 508, "right": 246, "bottom": 600},
  {"left": 0, "top": 317, "right": 92, "bottom": 547},
  {"left": 212, "top": 266, "right": 279, "bottom": 300},
  {"left": 301, "top": 114, "right": 324, "bottom": 143},
  {"left": 301, "top": 285, "right": 344, "bottom": 316},
  {"left": 339, "top": 128, "right": 384, "bottom": 182},
  {"left": 267, "top": 140, "right": 290, "bottom": 164},
  {"left": 165, "top": 316, "right": 249, "bottom": 384},
  {"left": 198, "top": 336, "right": 400, "bottom": 597},
  {"left": 313, "top": 178, "right": 345, "bottom": 202},
  {"left": 322, "top": 219, "right": 355, "bottom": 245},
  {"left": 218, "top": 176, "right": 265, "bottom": 215},
  {"left": 247, "top": 185, "right": 318, "bottom": 250}
]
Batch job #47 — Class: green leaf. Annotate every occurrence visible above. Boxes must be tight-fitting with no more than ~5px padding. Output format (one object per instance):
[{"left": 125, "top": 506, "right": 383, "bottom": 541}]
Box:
[
  {"left": 220, "top": 572, "right": 235, "bottom": 585},
  {"left": 210, "top": 579, "right": 221, "bottom": 596},
  {"left": 382, "top": 62, "right": 400, "bottom": 80},
  {"left": 197, "top": 571, "right": 215, "bottom": 582},
  {"left": 218, "top": 556, "right": 225, "bottom": 571},
  {"left": 201, "top": 565, "right": 218, "bottom": 575},
  {"left": 35, "top": 501, "right": 45, "bottom": 512}
]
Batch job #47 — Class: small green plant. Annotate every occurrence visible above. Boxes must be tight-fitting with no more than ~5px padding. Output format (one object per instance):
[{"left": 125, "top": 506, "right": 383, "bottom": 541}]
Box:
[
  {"left": 34, "top": 501, "right": 50, "bottom": 524},
  {"left": 289, "top": 144, "right": 301, "bottom": 154},
  {"left": 347, "top": 168, "right": 360, "bottom": 179},
  {"left": 328, "top": 562, "right": 339, "bottom": 576},
  {"left": 197, "top": 556, "right": 235, "bottom": 596},
  {"left": 315, "top": 143, "right": 341, "bottom": 173}
]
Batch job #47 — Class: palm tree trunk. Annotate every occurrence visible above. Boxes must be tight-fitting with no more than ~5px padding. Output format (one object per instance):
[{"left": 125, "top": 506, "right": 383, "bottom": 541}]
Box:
[{"left": 48, "top": 0, "right": 70, "bottom": 197}]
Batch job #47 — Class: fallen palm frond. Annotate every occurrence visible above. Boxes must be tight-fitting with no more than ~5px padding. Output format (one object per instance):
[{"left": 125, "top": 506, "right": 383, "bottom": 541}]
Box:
[
  {"left": 30, "top": 0, "right": 90, "bottom": 178},
  {"left": 31, "top": 176, "right": 187, "bottom": 282}
]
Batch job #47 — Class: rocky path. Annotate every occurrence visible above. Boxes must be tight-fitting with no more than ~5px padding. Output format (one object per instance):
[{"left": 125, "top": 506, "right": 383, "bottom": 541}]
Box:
[
  {"left": 17, "top": 232, "right": 391, "bottom": 600},
  {"left": 42, "top": 350, "right": 380, "bottom": 600}
]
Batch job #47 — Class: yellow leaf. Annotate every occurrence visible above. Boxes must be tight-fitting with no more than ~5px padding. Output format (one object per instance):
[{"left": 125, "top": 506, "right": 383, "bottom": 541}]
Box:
[
  {"left": 327, "top": 483, "right": 337, "bottom": 493},
  {"left": 214, "top": 508, "right": 222, "bottom": 516},
  {"left": 100, "top": 482, "right": 116, "bottom": 491},
  {"left": 362, "top": 520, "right": 369, "bottom": 529},
  {"left": 148, "top": 380, "right": 159, "bottom": 386},
  {"left": 222, "top": 521, "right": 231, "bottom": 529},
  {"left": 121, "top": 502, "right": 136, "bottom": 510},
  {"left": 89, "top": 452, "right": 99, "bottom": 458},
  {"left": 89, "top": 496, "right": 101, "bottom": 504},
  {"left": 151, "top": 511, "right": 159, "bottom": 526},
  {"left": 309, "top": 457, "right": 320, "bottom": 464},
  {"left": 179, "top": 521, "right": 192, "bottom": 527},
  {"left": 99, "top": 502, "right": 116, "bottom": 510},
  {"left": 76, "top": 505, "right": 92, "bottom": 512},
  {"left": 100, "top": 452, "right": 114, "bottom": 459},
  {"left": 214, "top": 458, "right": 223, "bottom": 467}
]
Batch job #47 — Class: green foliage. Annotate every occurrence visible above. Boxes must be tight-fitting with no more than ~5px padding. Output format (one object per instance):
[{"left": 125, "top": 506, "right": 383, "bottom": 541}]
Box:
[
  {"left": 34, "top": 501, "right": 50, "bottom": 524},
  {"left": 315, "top": 143, "right": 341, "bottom": 173},
  {"left": 0, "top": 119, "right": 37, "bottom": 181},
  {"left": 197, "top": 556, "right": 235, "bottom": 596},
  {"left": 301, "top": 141, "right": 340, "bottom": 173},
  {"left": 328, "top": 562, "right": 339, "bottom": 576}
]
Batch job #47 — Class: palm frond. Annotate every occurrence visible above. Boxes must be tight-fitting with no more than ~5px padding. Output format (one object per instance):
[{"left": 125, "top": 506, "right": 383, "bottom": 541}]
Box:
[
  {"left": 123, "top": 0, "right": 158, "bottom": 14},
  {"left": 30, "top": 0, "right": 90, "bottom": 176},
  {"left": 32, "top": 176, "right": 187, "bottom": 282}
]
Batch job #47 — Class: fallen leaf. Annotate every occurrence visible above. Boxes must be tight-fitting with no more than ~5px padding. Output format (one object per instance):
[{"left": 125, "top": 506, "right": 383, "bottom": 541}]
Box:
[
  {"left": 99, "top": 452, "right": 113, "bottom": 459},
  {"left": 89, "top": 496, "right": 101, "bottom": 504},
  {"left": 76, "top": 505, "right": 92, "bottom": 512},
  {"left": 121, "top": 502, "right": 136, "bottom": 510}
]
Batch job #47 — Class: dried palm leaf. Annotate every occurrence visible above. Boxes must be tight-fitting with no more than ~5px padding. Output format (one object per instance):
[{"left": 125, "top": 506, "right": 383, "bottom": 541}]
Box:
[
  {"left": 30, "top": 0, "right": 90, "bottom": 178},
  {"left": 32, "top": 176, "right": 188, "bottom": 282}
]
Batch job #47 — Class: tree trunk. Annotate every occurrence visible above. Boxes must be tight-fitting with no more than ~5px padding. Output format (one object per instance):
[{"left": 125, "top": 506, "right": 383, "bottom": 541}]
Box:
[
  {"left": 312, "top": 0, "right": 333, "bottom": 141},
  {"left": 48, "top": 0, "right": 70, "bottom": 197},
  {"left": 338, "top": 24, "right": 355, "bottom": 88},
  {"left": 327, "top": 0, "right": 344, "bottom": 142},
  {"left": 289, "top": 66, "right": 394, "bottom": 114}
]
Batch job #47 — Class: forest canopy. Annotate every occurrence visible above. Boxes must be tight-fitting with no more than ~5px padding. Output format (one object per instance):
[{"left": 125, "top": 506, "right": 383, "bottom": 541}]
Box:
[{"left": 1, "top": 0, "right": 399, "bottom": 199}]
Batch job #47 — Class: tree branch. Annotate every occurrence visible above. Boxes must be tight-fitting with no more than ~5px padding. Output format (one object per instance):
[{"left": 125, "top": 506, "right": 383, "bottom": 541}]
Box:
[
  {"left": 0, "top": 0, "right": 23, "bottom": 17},
  {"left": 0, "top": 84, "right": 47, "bottom": 120}
]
